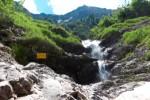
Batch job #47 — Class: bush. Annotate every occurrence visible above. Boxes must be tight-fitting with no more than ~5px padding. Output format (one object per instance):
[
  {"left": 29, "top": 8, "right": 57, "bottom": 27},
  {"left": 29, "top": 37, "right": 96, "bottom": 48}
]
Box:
[
  {"left": 123, "top": 26, "right": 149, "bottom": 45},
  {"left": 144, "top": 51, "right": 150, "bottom": 61},
  {"left": 98, "top": 16, "right": 115, "bottom": 27},
  {"left": 12, "top": 44, "right": 30, "bottom": 64},
  {"left": 99, "top": 27, "right": 119, "bottom": 39},
  {"left": 51, "top": 26, "right": 71, "bottom": 38},
  {"left": 12, "top": 37, "right": 63, "bottom": 65}
]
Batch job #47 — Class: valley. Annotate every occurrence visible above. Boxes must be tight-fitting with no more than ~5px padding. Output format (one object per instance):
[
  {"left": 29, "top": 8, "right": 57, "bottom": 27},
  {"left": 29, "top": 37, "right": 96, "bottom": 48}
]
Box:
[{"left": 1, "top": 0, "right": 150, "bottom": 100}]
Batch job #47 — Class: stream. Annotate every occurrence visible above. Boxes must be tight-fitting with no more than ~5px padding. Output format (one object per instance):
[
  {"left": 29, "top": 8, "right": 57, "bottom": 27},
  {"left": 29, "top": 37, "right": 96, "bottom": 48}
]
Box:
[{"left": 82, "top": 40, "right": 111, "bottom": 80}]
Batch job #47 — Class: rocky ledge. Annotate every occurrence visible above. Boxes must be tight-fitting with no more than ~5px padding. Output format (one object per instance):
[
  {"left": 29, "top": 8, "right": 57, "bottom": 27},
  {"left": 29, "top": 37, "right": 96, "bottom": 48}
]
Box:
[
  {"left": 0, "top": 62, "right": 90, "bottom": 100},
  {"left": 1, "top": 42, "right": 150, "bottom": 100}
]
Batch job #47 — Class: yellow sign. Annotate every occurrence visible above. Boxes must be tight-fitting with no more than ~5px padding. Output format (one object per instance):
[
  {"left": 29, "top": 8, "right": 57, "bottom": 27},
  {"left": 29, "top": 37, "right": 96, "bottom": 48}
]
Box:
[{"left": 36, "top": 53, "right": 47, "bottom": 59}]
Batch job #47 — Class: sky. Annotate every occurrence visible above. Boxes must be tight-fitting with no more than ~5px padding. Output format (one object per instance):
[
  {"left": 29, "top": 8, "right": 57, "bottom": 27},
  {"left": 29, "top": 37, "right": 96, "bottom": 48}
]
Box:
[{"left": 14, "top": 0, "right": 130, "bottom": 15}]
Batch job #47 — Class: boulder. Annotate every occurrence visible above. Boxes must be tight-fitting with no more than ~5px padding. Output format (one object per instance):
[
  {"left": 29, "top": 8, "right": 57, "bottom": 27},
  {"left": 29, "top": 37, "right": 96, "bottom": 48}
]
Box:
[
  {"left": 110, "top": 45, "right": 134, "bottom": 60},
  {"left": 69, "top": 91, "right": 87, "bottom": 100},
  {"left": 115, "top": 82, "right": 150, "bottom": 100},
  {"left": 105, "top": 61, "right": 116, "bottom": 71},
  {"left": 99, "top": 31, "right": 121, "bottom": 47},
  {"left": 0, "top": 43, "right": 15, "bottom": 63},
  {"left": 0, "top": 81, "right": 13, "bottom": 100},
  {"left": 77, "top": 61, "right": 99, "bottom": 84},
  {"left": 0, "top": 61, "right": 90, "bottom": 100},
  {"left": 59, "top": 53, "right": 99, "bottom": 84},
  {"left": 59, "top": 42, "right": 85, "bottom": 55},
  {"left": 10, "top": 78, "right": 33, "bottom": 97}
]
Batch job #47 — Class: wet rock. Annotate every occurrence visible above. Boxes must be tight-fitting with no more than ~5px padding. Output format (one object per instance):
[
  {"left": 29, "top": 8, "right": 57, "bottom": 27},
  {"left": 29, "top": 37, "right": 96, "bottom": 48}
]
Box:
[
  {"left": 110, "top": 45, "right": 134, "bottom": 60},
  {"left": 10, "top": 78, "right": 33, "bottom": 97},
  {"left": 0, "top": 43, "right": 15, "bottom": 63},
  {"left": 60, "top": 42, "right": 85, "bottom": 55},
  {"left": 105, "top": 61, "right": 116, "bottom": 71},
  {"left": 69, "top": 91, "right": 87, "bottom": 100},
  {"left": 60, "top": 53, "right": 99, "bottom": 84},
  {"left": 77, "top": 61, "right": 99, "bottom": 84},
  {"left": 0, "top": 60, "right": 90, "bottom": 100},
  {"left": 24, "top": 63, "right": 90, "bottom": 100},
  {"left": 115, "top": 82, "right": 150, "bottom": 100},
  {"left": 99, "top": 31, "right": 121, "bottom": 47},
  {"left": 0, "top": 81, "right": 13, "bottom": 100},
  {"left": 85, "top": 46, "right": 92, "bottom": 53},
  {"left": 77, "top": 62, "right": 99, "bottom": 84}
]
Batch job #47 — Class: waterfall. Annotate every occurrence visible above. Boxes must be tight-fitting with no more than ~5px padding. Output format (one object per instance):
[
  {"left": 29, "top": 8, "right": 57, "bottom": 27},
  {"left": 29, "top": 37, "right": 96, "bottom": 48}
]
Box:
[{"left": 82, "top": 40, "right": 110, "bottom": 80}]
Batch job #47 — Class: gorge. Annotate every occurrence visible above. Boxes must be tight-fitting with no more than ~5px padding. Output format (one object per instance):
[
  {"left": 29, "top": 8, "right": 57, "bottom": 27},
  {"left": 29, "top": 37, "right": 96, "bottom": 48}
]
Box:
[
  {"left": 82, "top": 40, "right": 111, "bottom": 81},
  {"left": 1, "top": 0, "right": 150, "bottom": 100}
]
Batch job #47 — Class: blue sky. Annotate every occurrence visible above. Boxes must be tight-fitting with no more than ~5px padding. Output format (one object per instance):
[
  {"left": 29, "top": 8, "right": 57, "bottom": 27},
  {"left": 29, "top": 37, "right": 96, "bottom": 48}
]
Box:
[{"left": 14, "top": 0, "right": 130, "bottom": 15}]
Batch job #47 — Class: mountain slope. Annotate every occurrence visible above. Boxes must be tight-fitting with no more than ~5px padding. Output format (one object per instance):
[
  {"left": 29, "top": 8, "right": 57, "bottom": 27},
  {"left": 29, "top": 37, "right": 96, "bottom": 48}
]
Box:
[
  {"left": 32, "top": 5, "right": 112, "bottom": 23},
  {"left": 32, "top": 5, "right": 112, "bottom": 39}
]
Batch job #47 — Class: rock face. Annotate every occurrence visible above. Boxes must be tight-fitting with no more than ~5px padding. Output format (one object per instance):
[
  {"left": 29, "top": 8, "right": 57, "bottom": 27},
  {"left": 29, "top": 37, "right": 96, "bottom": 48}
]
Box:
[
  {"left": 109, "top": 45, "right": 134, "bottom": 60},
  {"left": 115, "top": 82, "right": 150, "bottom": 100},
  {"left": 1, "top": 40, "right": 150, "bottom": 100},
  {"left": 60, "top": 53, "right": 99, "bottom": 84},
  {"left": 59, "top": 42, "right": 85, "bottom": 55},
  {"left": 0, "top": 81, "right": 13, "bottom": 100},
  {"left": 0, "top": 62, "right": 90, "bottom": 100},
  {"left": 0, "top": 43, "right": 15, "bottom": 63},
  {"left": 0, "top": 43, "right": 90, "bottom": 100}
]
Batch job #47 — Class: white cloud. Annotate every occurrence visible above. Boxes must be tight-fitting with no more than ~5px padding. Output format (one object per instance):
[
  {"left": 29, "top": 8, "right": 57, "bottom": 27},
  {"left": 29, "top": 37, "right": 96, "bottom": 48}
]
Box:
[
  {"left": 14, "top": 0, "right": 39, "bottom": 14},
  {"left": 49, "top": 0, "right": 125, "bottom": 15}
]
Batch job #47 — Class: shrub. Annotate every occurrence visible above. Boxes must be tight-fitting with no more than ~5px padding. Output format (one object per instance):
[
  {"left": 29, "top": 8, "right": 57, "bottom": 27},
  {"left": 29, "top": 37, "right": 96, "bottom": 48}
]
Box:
[
  {"left": 12, "top": 44, "right": 29, "bottom": 64},
  {"left": 98, "top": 16, "right": 115, "bottom": 28},
  {"left": 144, "top": 51, "right": 150, "bottom": 61},
  {"left": 99, "top": 27, "right": 119, "bottom": 39},
  {"left": 123, "top": 26, "right": 149, "bottom": 45},
  {"left": 51, "top": 26, "right": 71, "bottom": 38},
  {"left": 12, "top": 37, "right": 63, "bottom": 65}
]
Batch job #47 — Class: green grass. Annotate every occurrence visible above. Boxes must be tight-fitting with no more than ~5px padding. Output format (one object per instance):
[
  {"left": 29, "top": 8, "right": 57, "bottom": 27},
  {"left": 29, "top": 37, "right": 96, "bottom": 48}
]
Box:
[
  {"left": 92, "top": 16, "right": 150, "bottom": 60},
  {"left": 8, "top": 11, "right": 80, "bottom": 47},
  {"left": 99, "top": 28, "right": 119, "bottom": 39},
  {"left": 123, "top": 27, "right": 149, "bottom": 45},
  {"left": 92, "top": 16, "right": 150, "bottom": 40},
  {"left": 0, "top": 1, "right": 80, "bottom": 65},
  {"left": 123, "top": 52, "right": 134, "bottom": 60},
  {"left": 144, "top": 51, "right": 150, "bottom": 61}
]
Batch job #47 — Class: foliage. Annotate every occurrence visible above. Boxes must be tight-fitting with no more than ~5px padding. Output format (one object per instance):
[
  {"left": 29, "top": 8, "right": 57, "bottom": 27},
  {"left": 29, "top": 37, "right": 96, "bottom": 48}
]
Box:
[
  {"left": 63, "top": 15, "right": 100, "bottom": 39},
  {"left": 144, "top": 51, "right": 150, "bottom": 61},
  {"left": 12, "top": 37, "right": 63, "bottom": 65},
  {"left": 0, "top": 0, "right": 80, "bottom": 65},
  {"left": 123, "top": 26, "right": 149, "bottom": 45},
  {"left": 115, "top": 0, "right": 150, "bottom": 21},
  {"left": 12, "top": 44, "right": 30, "bottom": 64},
  {"left": 51, "top": 26, "right": 71, "bottom": 38},
  {"left": 92, "top": 0, "right": 150, "bottom": 39},
  {"left": 98, "top": 16, "right": 116, "bottom": 28},
  {"left": 0, "top": 0, "right": 13, "bottom": 12}
]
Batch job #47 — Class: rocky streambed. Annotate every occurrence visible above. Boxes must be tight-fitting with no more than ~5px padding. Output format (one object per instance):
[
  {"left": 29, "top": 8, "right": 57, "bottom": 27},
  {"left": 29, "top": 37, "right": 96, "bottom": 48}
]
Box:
[{"left": 1, "top": 40, "right": 150, "bottom": 100}]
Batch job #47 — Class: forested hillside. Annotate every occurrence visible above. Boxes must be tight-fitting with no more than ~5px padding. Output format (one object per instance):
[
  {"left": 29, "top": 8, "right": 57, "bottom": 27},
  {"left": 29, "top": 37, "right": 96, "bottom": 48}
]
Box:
[{"left": 32, "top": 6, "right": 112, "bottom": 39}]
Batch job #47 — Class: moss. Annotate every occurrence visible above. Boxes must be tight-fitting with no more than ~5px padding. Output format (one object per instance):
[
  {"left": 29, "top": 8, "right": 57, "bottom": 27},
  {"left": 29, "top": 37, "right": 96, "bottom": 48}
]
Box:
[
  {"left": 51, "top": 26, "right": 71, "bottom": 38},
  {"left": 99, "top": 27, "right": 119, "bottom": 39},
  {"left": 12, "top": 37, "right": 64, "bottom": 65},
  {"left": 123, "top": 25, "right": 150, "bottom": 46},
  {"left": 144, "top": 51, "right": 150, "bottom": 61},
  {"left": 92, "top": 16, "right": 150, "bottom": 41},
  {"left": 12, "top": 44, "right": 30, "bottom": 64},
  {"left": 123, "top": 52, "right": 134, "bottom": 60}
]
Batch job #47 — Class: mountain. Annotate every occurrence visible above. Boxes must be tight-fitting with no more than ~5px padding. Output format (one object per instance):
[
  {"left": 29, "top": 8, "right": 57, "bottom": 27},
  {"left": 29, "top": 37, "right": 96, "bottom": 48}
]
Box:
[
  {"left": 32, "top": 5, "right": 112, "bottom": 23},
  {"left": 32, "top": 5, "right": 112, "bottom": 39}
]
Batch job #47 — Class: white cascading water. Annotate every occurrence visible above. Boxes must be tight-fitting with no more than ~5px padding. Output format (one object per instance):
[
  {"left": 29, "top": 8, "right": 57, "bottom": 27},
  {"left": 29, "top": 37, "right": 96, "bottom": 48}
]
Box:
[{"left": 82, "top": 40, "right": 110, "bottom": 80}]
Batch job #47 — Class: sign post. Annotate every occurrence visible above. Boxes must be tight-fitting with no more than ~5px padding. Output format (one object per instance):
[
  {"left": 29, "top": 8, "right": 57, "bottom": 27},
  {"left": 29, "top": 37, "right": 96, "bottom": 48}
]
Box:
[{"left": 36, "top": 52, "right": 47, "bottom": 60}]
